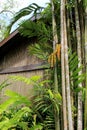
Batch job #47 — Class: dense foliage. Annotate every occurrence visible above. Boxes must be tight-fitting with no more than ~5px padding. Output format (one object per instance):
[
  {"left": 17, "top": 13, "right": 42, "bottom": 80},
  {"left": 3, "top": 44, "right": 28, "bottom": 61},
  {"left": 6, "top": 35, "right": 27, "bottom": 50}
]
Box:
[{"left": 0, "top": 0, "right": 87, "bottom": 130}]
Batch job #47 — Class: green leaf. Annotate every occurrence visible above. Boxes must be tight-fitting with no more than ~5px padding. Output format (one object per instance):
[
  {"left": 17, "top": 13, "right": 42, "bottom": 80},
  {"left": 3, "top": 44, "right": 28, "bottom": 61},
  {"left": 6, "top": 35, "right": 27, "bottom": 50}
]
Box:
[
  {"left": 0, "top": 80, "right": 10, "bottom": 91},
  {"left": 10, "top": 75, "right": 41, "bottom": 85},
  {"left": 0, "top": 90, "right": 31, "bottom": 114},
  {"left": 0, "top": 107, "right": 31, "bottom": 130},
  {"left": 30, "top": 124, "right": 43, "bottom": 130},
  {"left": 47, "top": 89, "right": 54, "bottom": 99}
]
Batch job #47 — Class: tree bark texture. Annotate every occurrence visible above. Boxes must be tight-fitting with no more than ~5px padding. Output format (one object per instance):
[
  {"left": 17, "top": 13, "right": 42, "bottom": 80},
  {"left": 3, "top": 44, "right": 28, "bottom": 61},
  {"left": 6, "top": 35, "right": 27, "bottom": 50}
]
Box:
[
  {"left": 60, "top": 0, "right": 68, "bottom": 129},
  {"left": 75, "top": 1, "right": 83, "bottom": 130},
  {"left": 51, "top": 0, "right": 60, "bottom": 130},
  {"left": 63, "top": 0, "right": 73, "bottom": 130},
  {"left": 84, "top": 4, "right": 87, "bottom": 130}
]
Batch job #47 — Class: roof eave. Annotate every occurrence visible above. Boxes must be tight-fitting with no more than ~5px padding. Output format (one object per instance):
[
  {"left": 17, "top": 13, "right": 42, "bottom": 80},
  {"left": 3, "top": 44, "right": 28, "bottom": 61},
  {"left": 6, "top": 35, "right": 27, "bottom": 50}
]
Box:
[{"left": 0, "top": 30, "right": 19, "bottom": 47}]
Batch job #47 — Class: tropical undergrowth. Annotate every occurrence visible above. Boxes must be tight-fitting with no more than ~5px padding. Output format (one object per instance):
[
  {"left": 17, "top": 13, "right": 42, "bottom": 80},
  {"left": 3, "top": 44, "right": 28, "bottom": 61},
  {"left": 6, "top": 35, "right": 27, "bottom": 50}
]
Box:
[
  {"left": 3, "top": 0, "right": 87, "bottom": 129},
  {"left": 0, "top": 74, "right": 62, "bottom": 130},
  {"left": 0, "top": 49, "right": 85, "bottom": 130}
]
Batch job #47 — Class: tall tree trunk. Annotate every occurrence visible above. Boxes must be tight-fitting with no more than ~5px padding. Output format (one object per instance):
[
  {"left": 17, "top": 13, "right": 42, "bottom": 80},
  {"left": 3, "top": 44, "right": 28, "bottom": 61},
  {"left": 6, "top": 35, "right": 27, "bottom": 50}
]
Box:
[
  {"left": 84, "top": 2, "right": 87, "bottom": 129},
  {"left": 60, "top": 0, "right": 68, "bottom": 129},
  {"left": 51, "top": 0, "right": 60, "bottom": 129},
  {"left": 75, "top": 1, "right": 83, "bottom": 130},
  {"left": 63, "top": 0, "right": 73, "bottom": 130},
  {"left": 67, "top": 9, "right": 75, "bottom": 128}
]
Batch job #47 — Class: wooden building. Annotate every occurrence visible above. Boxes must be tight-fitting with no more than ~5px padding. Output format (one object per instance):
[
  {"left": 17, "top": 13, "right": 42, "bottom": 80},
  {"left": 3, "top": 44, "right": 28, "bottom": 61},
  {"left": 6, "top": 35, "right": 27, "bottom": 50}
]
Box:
[{"left": 0, "top": 29, "right": 47, "bottom": 100}]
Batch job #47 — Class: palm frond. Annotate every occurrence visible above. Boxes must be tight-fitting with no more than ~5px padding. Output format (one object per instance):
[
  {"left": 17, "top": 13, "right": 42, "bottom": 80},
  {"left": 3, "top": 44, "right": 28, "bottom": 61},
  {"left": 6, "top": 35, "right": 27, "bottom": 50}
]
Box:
[
  {"left": 19, "top": 20, "right": 52, "bottom": 43},
  {"left": 0, "top": 90, "right": 31, "bottom": 114},
  {"left": 6, "top": 3, "right": 43, "bottom": 35},
  {"left": 10, "top": 75, "right": 41, "bottom": 85},
  {"left": 28, "top": 43, "right": 52, "bottom": 61},
  {"left": 0, "top": 80, "right": 10, "bottom": 91},
  {"left": 44, "top": 112, "right": 55, "bottom": 130},
  {"left": 69, "top": 51, "right": 85, "bottom": 90}
]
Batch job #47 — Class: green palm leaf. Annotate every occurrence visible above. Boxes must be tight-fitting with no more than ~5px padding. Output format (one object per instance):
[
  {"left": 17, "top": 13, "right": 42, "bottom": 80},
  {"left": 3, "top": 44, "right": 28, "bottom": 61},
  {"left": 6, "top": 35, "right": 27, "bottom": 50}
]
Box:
[{"left": 6, "top": 3, "right": 43, "bottom": 36}]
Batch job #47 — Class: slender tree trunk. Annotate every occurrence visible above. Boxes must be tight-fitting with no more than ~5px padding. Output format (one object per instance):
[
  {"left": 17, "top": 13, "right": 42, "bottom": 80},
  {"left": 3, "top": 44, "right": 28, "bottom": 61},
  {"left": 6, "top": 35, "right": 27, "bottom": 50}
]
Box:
[
  {"left": 67, "top": 9, "right": 75, "bottom": 128},
  {"left": 84, "top": 3, "right": 87, "bottom": 129},
  {"left": 60, "top": 0, "right": 68, "bottom": 129},
  {"left": 51, "top": 0, "right": 60, "bottom": 129},
  {"left": 67, "top": 10, "right": 71, "bottom": 49},
  {"left": 75, "top": 1, "right": 83, "bottom": 130},
  {"left": 63, "top": 0, "right": 73, "bottom": 130}
]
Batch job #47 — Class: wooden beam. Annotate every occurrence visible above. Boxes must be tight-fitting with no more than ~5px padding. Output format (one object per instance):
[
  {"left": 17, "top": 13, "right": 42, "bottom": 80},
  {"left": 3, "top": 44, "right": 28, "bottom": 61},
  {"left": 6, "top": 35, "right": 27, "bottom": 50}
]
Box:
[
  {"left": 0, "top": 16, "right": 40, "bottom": 48},
  {"left": 0, "top": 62, "right": 49, "bottom": 74},
  {"left": 0, "top": 30, "right": 19, "bottom": 47}
]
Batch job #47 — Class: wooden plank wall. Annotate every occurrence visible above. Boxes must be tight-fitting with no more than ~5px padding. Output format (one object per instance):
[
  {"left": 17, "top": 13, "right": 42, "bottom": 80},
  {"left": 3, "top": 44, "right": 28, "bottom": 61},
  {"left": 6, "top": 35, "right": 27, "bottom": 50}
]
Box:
[
  {"left": 0, "top": 71, "right": 44, "bottom": 102},
  {"left": 0, "top": 40, "right": 45, "bottom": 101}
]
